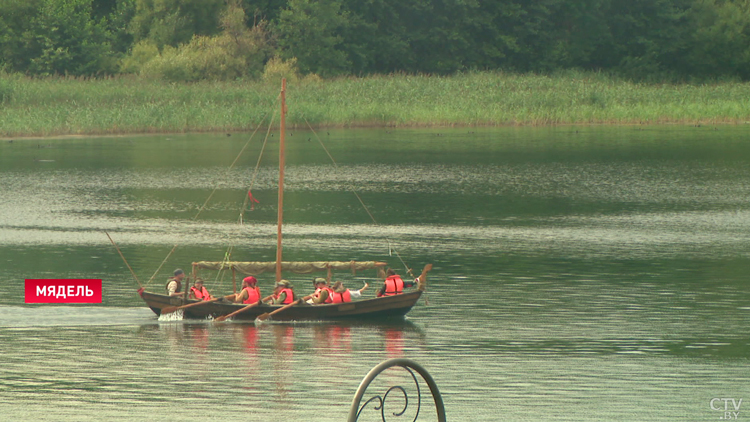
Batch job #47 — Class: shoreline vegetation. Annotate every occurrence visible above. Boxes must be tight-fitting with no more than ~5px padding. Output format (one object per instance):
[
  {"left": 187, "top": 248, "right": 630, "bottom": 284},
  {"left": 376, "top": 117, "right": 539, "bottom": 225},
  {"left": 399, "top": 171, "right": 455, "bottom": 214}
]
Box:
[{"left": 2, "top": 71, "right": 750, "bottom": 139}]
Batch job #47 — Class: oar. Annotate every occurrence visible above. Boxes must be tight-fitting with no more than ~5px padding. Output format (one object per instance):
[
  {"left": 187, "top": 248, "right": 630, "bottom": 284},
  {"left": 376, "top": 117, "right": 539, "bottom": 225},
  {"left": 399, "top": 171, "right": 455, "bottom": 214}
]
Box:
[
  {"left": 417, "top": 263, "right": 433, "bottom": 292},
  {"left": 256, "top": 295, "right": 312, "bottom": 321},
  {"left": 214, "top": 294, "right": 274, "bottom": 322},
  {"left": 161, "top": 294, "right": 235, "bottom": 315}
]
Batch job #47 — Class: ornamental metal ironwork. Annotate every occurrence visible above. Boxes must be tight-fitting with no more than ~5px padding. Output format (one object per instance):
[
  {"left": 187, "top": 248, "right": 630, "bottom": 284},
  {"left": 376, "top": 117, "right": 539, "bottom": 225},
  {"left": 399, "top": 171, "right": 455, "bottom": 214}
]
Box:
[{"left": 348, "top": 358, "right": 446, "bottom": 422}]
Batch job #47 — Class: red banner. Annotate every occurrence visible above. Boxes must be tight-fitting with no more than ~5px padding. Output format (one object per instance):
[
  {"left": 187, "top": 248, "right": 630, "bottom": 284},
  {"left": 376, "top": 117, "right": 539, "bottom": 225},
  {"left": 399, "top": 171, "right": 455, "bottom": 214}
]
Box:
[{"left": 25, "top": 279, "right": 102, "bottom": 304}]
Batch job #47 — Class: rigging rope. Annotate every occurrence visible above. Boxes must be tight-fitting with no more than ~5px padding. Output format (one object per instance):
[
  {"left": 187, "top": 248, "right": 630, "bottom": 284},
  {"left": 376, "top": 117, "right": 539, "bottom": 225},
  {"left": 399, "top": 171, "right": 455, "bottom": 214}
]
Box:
[
  {"left": 144, "top": 95, "right": 280, "bottom": 289},
  {"left": 238, "top": 110, "right": 277, "bottom": 224},
  {"left": 206, "top": 96, "right": 278, "bottom": 289},
  {"left": 141, "top": 93, "right": 417, "bottom": 291},
  {"left": 304, "top": 119, "right": 414, "bottom": 278}
]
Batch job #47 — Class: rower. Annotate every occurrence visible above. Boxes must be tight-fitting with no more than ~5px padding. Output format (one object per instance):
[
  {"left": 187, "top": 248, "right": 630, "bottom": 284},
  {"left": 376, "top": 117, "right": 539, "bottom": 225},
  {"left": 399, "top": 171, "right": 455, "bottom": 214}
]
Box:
[
  {"left": 166, "top": 268, "right": 185, "bottom": 296},
  {"left": 376, "top": 268, "right": 415, "bottom": 297},
  {"left": 189, "top": 278, "right": 214, "bottom": 301},
  {"left": 308, "top": 277, "right": 333, "bottom": 304},
  {"left": 233, "top": 276, "right": 261, "bottom": 304},
  {"left": 267, "top": 280, "right": 295, "bottom": 304},
  {"left": 330, "top": 280, "right": 369, "bottom": 303}
]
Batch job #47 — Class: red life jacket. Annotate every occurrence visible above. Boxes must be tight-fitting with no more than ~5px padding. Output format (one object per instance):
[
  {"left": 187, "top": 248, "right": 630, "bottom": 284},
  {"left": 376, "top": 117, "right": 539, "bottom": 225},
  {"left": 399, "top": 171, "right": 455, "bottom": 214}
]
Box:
[
  {"left": 330, "top": 289, "right": 351, "bottom": 303},
  {"left": 313, "top": 287, "right": 334, "bottom": 304},
  {"left": 384, "top": 275, "right": 404, "bottom": 296},
  {"left": 190, "top": 286, "right": 211, "bottom": 300},
  {"left": 275, "top": 288, "right": 294, "bottom": 304},
  {"left": 242, "top": 285, "right": 261, "bottom": 304}
]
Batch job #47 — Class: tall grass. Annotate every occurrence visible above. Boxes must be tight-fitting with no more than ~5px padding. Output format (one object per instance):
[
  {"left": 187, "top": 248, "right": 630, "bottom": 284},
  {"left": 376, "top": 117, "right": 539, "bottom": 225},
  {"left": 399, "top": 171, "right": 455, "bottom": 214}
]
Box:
[{"left": 1, "top": 71, "right": 750, "bottom": 138}]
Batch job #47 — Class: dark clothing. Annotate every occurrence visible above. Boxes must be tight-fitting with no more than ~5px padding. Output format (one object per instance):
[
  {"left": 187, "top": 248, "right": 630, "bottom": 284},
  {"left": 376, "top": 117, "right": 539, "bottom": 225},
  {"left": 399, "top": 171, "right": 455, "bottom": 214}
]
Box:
[{"left": 166, "top": 278, "right": 182, "bottom": 295}]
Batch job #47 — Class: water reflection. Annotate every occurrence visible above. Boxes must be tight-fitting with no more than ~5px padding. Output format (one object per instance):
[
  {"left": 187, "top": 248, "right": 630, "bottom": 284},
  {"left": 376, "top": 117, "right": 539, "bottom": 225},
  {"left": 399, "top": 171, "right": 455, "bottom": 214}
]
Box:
[
  {"left": 384, "top": 328, "right": 404, "bottom": 358},
  {"left": 238, "top": 324, "right": 261, "bottom": 396},
  {"left": 271, "top": 325, "right": 294, "bottom": 398},
  {"left": 4, "top": 128, "right": 750, "bottom": 420},
  {"left": 241, "top": 323, "right": 260, "bottom": 351}
]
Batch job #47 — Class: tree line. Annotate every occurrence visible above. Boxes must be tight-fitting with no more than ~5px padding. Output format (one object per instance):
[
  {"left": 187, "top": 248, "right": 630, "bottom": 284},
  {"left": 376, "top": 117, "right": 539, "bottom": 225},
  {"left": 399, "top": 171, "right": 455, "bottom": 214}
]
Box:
[{"left": 2, "top": 0, "right": 750, "bottom": 82}]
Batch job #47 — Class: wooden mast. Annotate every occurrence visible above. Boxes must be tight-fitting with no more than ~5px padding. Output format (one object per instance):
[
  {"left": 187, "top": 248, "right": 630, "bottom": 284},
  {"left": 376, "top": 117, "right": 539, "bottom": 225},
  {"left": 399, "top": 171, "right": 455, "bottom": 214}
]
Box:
[{"left": 275, "top": 79, "right": 287, "bottom": 282}]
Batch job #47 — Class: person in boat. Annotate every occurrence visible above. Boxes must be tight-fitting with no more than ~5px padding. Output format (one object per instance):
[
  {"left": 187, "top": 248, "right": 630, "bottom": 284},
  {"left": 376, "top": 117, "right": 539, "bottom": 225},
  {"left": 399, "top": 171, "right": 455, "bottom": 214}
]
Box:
[
  {"left": 376, "top": 268, "right": 415, "bottom": 297},
  {"left": 329, "top": 280, "right": 369, "bottom": 303},
  {"left": 166, "top": 268, "right": 186, "bottom": 296},
  {"left": 233, "top": 276, "right": 262, "bottom": 304},
  {"left": 266, "top": 280, "right": 295, "bottom": 305},
  {"left": 189, "top": 278, "right": 214, "bottom": 301},
  {"left": 307, "top": 277, "right": 333, "bottom": 304}
]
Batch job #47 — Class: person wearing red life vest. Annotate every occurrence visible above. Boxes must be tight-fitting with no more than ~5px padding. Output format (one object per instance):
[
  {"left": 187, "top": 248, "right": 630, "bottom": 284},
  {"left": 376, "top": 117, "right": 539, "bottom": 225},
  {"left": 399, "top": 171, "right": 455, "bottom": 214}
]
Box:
[
  {"left": 189, "top": 278, "right": 214, "bottom": 301},
  {"left": 270, "top": 280, "right": 295, "bottom": 304},
  {"left": 329, "top": 280, "right": 369, "bottom": 303},
  {"left": 377, "top": 268, "right": 415, "bottom": 297},
  {"left": 309, "top": 277, "right": 334, "bottom": 304},
  {"left": 233, "top": 276, "right": 262, "bottom": 304}
]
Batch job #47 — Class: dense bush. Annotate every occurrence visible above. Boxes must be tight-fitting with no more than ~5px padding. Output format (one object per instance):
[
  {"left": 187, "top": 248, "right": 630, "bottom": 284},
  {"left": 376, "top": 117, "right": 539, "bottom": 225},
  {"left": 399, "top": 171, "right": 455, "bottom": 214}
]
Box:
[
  {"left": 0, "top": 0, "right": 117, "bottom": 75},
  {"left": 3, "top": 0, "right": 750, "bottom": 81},
  {"left": 124, "top": 4, "right": 271, "bottom": 81},
  {"left": 128, "top": 0, "right": 224, "bottom": 49},
  {"left": 262, "top": 56, "right": 300, "bottom": 84}
]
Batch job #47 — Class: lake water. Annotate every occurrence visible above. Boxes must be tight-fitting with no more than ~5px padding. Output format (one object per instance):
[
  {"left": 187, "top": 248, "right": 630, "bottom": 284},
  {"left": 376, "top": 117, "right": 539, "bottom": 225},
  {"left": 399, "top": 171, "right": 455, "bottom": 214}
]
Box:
[{"left": 1, "top": 126, "right": 749, "bottom": 421}]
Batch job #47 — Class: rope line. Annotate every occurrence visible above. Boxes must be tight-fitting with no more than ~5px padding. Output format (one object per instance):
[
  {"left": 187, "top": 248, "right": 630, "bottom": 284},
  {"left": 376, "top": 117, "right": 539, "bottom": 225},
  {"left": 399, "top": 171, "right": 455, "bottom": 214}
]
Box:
[
  {"left": 304, "top": 119, "right": 413, "bottom": 276},
  {"left": 144, "top": 95, "right": 280, "bottom": 288},
  {"left": 239, "top": 108, "right": 277, "bottom": 224}
]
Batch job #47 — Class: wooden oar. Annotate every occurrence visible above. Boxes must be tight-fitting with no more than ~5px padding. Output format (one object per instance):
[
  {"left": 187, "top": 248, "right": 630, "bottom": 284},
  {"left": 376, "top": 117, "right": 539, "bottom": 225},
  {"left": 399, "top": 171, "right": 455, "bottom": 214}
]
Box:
[
  {"left": 417, "top": 263, "right": 433, "bottom": 291},
  {"left": 214, "top": 294, "right": 274, "bottom": 322},
  {"left": 161, "top": 294, "right": 235, "bottom": 315},
  {"left": 256, "top": 295, "right": 312, "bottom": 321}
]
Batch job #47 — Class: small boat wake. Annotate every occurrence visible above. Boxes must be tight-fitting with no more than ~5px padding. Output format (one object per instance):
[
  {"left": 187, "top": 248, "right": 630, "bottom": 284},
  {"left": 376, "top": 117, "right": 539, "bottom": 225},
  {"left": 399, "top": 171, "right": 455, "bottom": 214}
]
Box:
[{"left": 158, "top": 309, "right": 183, "bottom": 322}]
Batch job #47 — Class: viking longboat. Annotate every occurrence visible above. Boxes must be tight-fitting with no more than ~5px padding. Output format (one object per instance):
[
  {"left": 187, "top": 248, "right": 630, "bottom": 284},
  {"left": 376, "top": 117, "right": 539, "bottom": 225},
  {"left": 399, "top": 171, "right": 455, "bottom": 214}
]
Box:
[
  {"left": 140, "top": 261, "right": 425, "bottom": 321},
  {"left": 137, "top": 79, "right": 428, "bottom": 322}
]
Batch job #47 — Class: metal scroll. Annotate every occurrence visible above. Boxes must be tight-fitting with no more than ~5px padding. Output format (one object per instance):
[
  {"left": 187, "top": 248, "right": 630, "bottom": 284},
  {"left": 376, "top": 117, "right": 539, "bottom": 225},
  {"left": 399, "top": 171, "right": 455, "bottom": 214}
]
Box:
[{"left": 348, "top": 358, "right": 446, "bottom": 422}]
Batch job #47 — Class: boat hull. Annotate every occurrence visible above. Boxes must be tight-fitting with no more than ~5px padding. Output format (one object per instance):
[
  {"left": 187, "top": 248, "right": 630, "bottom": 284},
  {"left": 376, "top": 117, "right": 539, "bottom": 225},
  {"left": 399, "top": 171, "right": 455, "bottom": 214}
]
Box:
[{"left": 140, "top": 290, "right": 423, "bottom": 321}]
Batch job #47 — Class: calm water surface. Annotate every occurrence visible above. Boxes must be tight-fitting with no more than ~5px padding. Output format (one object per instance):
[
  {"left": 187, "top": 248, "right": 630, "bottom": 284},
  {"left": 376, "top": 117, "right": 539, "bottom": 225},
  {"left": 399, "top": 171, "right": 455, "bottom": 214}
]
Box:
[{"left": 1, "top": 126, "right": 749, "bottom": 421}]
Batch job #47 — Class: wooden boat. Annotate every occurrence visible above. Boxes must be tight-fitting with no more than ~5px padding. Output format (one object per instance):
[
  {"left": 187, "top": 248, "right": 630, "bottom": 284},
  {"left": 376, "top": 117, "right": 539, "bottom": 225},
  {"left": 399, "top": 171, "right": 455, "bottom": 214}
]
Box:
[
  {"left": 137, "top": 79, "right": 428, "bottom": 321},
  {"left": 141, "top": 290, "right": 423, "bottom": 321},
  {"left": 140, "top": 261, "right": 424, "bottom": 321}
]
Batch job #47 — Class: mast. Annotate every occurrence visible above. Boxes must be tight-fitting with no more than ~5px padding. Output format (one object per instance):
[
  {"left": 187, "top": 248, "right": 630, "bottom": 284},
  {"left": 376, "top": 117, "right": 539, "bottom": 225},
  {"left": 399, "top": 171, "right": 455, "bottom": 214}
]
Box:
[{"left": 276, "top": 79, "right": 287, "bottom": 282}]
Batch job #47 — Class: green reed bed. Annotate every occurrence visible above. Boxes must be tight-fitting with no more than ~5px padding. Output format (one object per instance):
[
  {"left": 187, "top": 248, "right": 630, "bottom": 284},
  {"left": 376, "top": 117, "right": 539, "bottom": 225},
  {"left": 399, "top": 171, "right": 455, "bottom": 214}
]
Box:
[{"left": 1, "top": 71, "right": 750, "bottom": 138}]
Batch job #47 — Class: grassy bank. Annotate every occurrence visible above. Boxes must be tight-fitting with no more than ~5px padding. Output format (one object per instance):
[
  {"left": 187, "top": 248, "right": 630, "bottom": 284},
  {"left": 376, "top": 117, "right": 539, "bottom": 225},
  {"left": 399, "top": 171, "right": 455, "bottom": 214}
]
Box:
[{"left": 2, "top": 71, "right": 750, "bottom": 138}]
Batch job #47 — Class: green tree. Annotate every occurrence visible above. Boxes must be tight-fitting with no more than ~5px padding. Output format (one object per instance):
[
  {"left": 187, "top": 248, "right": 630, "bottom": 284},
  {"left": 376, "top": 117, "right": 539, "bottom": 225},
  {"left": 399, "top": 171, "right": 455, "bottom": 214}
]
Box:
[
  {"left": 275, "top": 0, "right": 351, "bottom": 76},
  {"left": 542, "top": 0, "right": 613, "bottom": 70},
  {"left": 106, "top": 0, "right": 136, "bottom": 55},
  {"left": 0, "top": 0, "right": 38, "bottom": 72},
  {"left": 128, "top": 2, "right": 271, "bottom": 81},
  {"left": 129, "top": 0, "right": 224, "bottom": 49},
  {"left": 337, "top": 0, "right": 413, "bottom": 74},
  {"left": 241, "top": 0, "right": 288, "bottom": 23},
  {"left": 685, "top": 0, "right": 750, "bottom": 80},
  {"left": 456, "top": 0, "right": 525, "bottom": 71},
  {"left": 494, "top": 0, "right": 611, "bottom": 72},
  {"left": 601, "top": 0, "right": 692, "bottom": 79},
  {"left": 339, "top": 0, "right": 518, "bottom": 74},
  {"left": 23, "top": 0, "right": 116, "bottom": 75},
  {"left": 388, "top": 0, "right": 478, "bottom": 73},
  {"left": 92, "top": 0, "right": 119, "bottom": 18}
]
